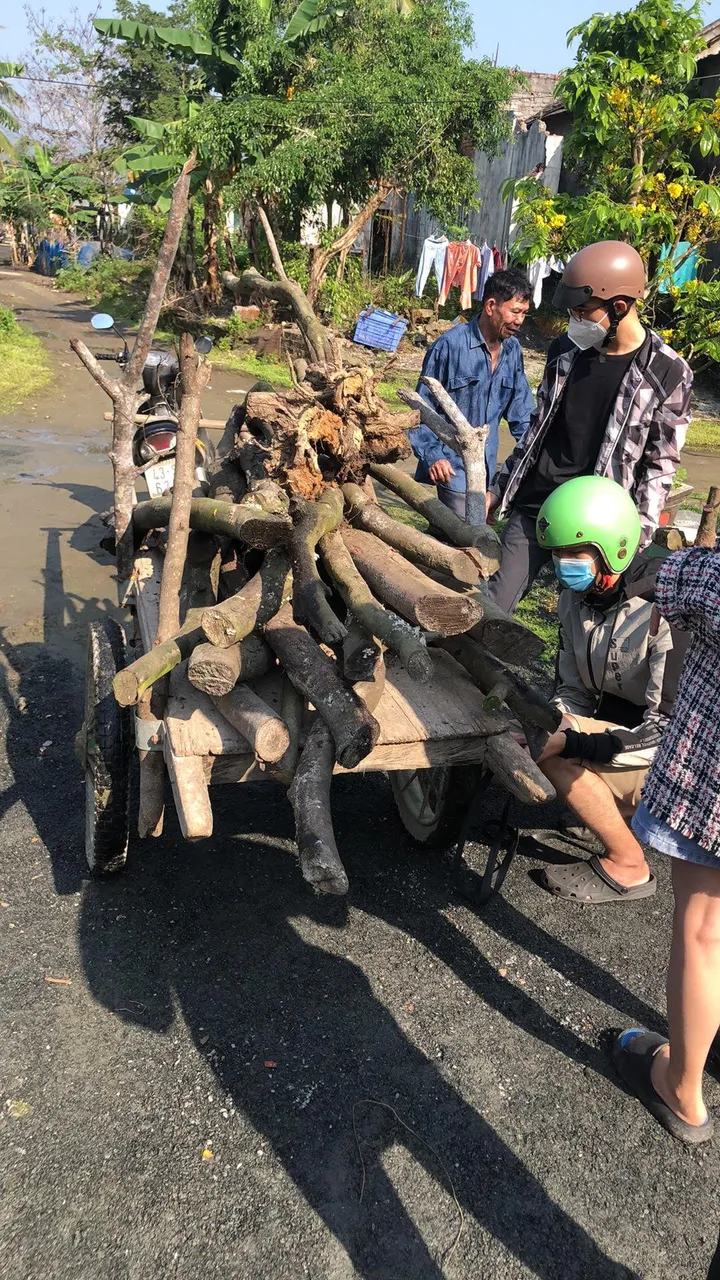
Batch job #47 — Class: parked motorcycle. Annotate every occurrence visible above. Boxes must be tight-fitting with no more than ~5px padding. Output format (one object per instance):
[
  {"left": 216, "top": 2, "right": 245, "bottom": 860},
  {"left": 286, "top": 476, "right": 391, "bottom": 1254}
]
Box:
[{"left": 90, "top": 313, "right": 215, "bottom": 499}]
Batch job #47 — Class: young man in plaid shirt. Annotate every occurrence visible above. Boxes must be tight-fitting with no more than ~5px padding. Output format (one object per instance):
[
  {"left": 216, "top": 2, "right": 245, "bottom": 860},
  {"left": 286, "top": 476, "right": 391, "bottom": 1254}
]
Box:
[{"left": 486, "top": 241, "right": 692, "bottom": 614}]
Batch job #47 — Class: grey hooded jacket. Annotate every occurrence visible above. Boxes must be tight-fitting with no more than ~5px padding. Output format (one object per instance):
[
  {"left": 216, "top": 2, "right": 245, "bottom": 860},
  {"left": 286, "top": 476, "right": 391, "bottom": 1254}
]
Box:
[{"left": 554, "top": 547, "right": 690, "bottom": 768}]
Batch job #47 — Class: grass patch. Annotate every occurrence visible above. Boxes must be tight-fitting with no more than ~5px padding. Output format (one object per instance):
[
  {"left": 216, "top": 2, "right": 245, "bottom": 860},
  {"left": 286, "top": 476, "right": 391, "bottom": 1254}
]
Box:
[
  {"left": 685, "top": 417, "right": 720, "bottom": 453},
  {"left": 515, "top": 578, "right": 560, "bottom": 672},
  {"left": 56, "top": 257, "right": 154, "bottom": 325},
  {"left": 211, "top": 346, "right": 293, "bottom": 386},
  {"left": 0, "top": 306, "right": 53, "bottom": 410}
]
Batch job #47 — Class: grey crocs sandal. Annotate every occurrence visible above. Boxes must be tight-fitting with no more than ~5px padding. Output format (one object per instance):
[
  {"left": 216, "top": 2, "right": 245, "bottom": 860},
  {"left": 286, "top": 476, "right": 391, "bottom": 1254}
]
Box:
[{"left": 539, "top": 854, "right": 657, "bottom": 903}]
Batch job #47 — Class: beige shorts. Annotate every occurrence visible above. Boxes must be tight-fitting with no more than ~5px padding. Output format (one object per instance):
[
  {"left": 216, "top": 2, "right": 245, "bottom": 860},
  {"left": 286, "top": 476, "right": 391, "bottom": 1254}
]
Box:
[{"left": 564, "top": 715, "right": 648, "bottom": 817}]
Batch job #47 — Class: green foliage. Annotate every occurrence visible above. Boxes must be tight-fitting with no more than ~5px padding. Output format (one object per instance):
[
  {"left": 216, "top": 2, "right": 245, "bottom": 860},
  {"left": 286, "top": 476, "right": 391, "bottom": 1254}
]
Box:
[
  {"left": 0, "top": 61, "right": 23, "bottom": 157},
  {"left": 657, "top": 280, "right": 720, "bottom": 368},
  {"left": 0, "top": 306, "right": 53, "bottom": 409},
  {"left": 56, "top": 256, "right": 155, "bottom": 323},
  {"left": 514, "top": 581, "right": 559, "bottom": 671},
  {"left": 219, "top": 311, "right": 264, "bottom": 344},
  {"left": 97, "top": 1, "right": 201, "bottom": 143}
]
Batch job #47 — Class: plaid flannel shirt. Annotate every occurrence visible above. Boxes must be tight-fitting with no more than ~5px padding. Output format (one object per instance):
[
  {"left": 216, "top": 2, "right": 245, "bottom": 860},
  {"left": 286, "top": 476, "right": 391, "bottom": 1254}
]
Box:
[
  {"left": 491, "top": 329, "right": 692, "bottom": 547},
  {"left": 641, "top": 543, "right": 720, "bottom": 856}
]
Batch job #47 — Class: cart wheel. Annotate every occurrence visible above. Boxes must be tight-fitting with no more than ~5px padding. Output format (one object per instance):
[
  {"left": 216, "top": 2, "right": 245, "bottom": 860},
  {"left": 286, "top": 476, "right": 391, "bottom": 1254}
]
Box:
[
  {"left": 390, "top": 764, "right": 476, "bottom": 847},
  {"left": 83, "top": 619, "right": 133, "bottom": 875}
]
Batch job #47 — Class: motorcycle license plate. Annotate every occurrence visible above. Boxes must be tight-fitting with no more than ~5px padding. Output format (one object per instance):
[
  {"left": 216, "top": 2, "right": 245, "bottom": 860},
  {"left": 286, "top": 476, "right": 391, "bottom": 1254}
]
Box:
[{"left": 145, "top": 459, "right": 175, "bottom": 497}]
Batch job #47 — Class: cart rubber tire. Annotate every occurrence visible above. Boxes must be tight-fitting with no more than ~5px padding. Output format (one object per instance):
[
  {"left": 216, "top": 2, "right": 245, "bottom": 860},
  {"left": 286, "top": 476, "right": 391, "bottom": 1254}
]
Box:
[
  {"left": 84, "top": 619, "right": 133, "bottom": 875},
  {"left": 390, "top": 764, "right": 477, "bottom": 848}
]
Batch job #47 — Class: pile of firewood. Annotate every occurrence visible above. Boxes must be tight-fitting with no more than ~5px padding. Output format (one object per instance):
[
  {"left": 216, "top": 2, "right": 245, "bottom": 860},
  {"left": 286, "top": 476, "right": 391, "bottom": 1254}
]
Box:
[{"left": 72, "top": 165, "right": 558, "bottom": 895}]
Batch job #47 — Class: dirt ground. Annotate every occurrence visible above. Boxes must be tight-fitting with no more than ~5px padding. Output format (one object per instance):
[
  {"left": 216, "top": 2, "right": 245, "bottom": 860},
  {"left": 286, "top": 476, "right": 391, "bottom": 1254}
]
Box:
[{"left": 1, "top": 267, "right": 720, "bottom": 1280}]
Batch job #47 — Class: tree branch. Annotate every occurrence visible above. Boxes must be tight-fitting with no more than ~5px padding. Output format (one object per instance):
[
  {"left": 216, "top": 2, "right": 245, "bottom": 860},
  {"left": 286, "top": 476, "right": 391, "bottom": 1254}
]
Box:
[{"left": 256, "top": 201, "right": 288, "bottom": 281}]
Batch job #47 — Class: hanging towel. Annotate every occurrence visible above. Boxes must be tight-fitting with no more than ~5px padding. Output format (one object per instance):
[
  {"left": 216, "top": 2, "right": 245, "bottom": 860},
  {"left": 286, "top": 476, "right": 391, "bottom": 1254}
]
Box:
[
  {"left": 658, "top": 241, "right": 699, "bottom": 293},
  {"left": 415, "top": 235, "right": 449, "bottom": 297},
  {"left": 527, "top": 257, "right": 553, "bottom": 309}
]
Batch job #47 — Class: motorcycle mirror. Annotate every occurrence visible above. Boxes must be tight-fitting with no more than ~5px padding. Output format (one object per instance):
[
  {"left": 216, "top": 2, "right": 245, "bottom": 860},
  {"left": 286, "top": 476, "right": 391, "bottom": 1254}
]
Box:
[
  {"left": 194, "top": 335, "right": 213, "bottom": 355},
  {"left": 91, "top": 313, "right": 115, "bottom": 331}
]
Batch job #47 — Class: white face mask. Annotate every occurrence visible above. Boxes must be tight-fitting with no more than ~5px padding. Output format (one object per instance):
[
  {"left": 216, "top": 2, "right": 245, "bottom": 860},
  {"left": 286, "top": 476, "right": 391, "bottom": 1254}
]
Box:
[{"left": 567, "top": 314, "right": 608, "bottom": 351}]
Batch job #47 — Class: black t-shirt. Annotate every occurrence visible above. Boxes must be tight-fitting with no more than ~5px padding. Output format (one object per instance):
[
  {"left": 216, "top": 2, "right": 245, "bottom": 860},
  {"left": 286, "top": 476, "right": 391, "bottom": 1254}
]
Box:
[{"left": 516, "top": 341, "right": 642, "bottom": 514}]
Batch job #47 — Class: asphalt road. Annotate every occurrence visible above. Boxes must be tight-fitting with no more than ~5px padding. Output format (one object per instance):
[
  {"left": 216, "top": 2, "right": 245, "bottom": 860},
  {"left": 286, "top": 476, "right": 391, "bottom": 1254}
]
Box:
[{"left": 1, "top": 268, "right": 719, "bottom": 1280}]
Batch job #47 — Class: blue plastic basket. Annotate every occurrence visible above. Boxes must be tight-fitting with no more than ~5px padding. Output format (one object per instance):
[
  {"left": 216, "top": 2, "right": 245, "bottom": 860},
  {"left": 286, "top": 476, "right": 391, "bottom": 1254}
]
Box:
[{"left": 353, "top": 306, "right": 408, "bottom": 352}]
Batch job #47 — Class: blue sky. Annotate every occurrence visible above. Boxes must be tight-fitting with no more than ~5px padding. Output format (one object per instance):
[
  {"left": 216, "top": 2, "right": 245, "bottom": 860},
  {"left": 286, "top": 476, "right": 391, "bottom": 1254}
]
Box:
[{"left": 3, "top": 0, "right": 720, "bottom": 71}]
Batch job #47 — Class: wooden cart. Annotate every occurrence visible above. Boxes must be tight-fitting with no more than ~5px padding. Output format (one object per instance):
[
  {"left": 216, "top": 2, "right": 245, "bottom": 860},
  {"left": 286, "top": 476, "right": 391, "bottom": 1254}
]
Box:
[{"left": 82, "top": 549, "right": 554, "bottom": 900}]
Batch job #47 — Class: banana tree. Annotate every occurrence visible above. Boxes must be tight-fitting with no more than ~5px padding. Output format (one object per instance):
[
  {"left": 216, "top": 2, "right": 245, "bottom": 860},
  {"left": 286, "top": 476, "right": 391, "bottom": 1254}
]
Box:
[{"left": 0, "top": 62, "right": 23, "bottom": 163}]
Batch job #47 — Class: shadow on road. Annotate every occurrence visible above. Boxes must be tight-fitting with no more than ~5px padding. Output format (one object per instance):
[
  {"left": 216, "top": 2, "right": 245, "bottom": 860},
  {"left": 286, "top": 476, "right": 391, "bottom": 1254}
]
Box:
[{"left": 0, "top": 527, "right": 648, "bottom": 1277}]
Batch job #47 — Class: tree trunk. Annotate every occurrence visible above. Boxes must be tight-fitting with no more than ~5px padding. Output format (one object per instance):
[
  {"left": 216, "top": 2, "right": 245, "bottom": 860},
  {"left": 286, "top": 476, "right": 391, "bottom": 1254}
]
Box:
[
  {"left": 184, "top": 197, "right": 197, "bottom": 292},
  {"left": 417, "top": 377, "right": 488, "bottom": 526},
  {"left": 319, "top": 529, "right": 433, "bottom": 682},
  {"left": 696, "top": 485, "right": 720, "bottom": 548},
  {"left": 132, "top": 494, "right": 292, "bottom": 548},
  {"left": 288, "top": 718, "right": 348, "bottom": 895},
  {"left": 202, "top": 179, "right": 221, "bottom": 307},
  {"left": 187, "top": 633, "right": 273, "bottom": 697},
  {"left": 201, "top": 549, "right": 291, "bottom": 648},
  {"left": 264, "top": 603, "right": 380, "bottom": 769},
  {"left": 256, "top": 202, "right": 288, "bottom": 281},
  {"left": 291, "top": 488, "right": 347, "bottom": 642},
  {"left": 307, "top": 183, "right": 391, "bottom": 305},
  {"left": 213, "top": 684, "right": 290, "bottom": 764},
  {"left": 368, "top": 463, "right": 501, "bottom": 571},
  {"left": 340, "top": 527, "right": 482, "bottom": 635},
  {"left": 222, "top": 267, "right": 336, "bottom": 368},
  {"left": 342, "top": 482, "right": 480, "bottom": 585}
]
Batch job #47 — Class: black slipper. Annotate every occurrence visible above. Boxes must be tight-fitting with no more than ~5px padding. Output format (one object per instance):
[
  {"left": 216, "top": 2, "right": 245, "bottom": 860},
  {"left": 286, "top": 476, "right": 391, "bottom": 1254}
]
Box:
[{"left": 612, "top": 1030, "right": 714, "bottom": 1145}]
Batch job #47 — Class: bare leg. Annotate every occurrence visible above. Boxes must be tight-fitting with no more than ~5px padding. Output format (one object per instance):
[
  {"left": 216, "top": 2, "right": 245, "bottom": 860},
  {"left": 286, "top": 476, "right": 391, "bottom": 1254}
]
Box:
[
  {"left": 651, "top": 859, "right": 720, "bottom": 1127},
  {"left": 541, "top": 755, "right": 650, "bottom": 888}
]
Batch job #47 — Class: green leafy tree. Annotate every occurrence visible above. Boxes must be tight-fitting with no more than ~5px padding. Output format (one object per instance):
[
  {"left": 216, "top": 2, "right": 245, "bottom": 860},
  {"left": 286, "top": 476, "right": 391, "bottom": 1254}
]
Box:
[
  {"left": 506, "top": 0, "right": 720, "bottom": 322},
  {"left": 0, "top": 61, "right": 23, "bottom": 161}
]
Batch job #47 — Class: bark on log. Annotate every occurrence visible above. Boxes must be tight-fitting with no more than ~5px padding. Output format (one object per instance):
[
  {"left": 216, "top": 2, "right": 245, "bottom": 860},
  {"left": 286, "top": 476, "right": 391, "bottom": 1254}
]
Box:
[
  {"left": 114, "top": 611, "right": 204, "bottom": 706},
  {"left": 222, "top": 266, "right": 335, "bottom": 368},
  {"left": 156, "top": 334, "right": 211, "bottom": 641},
  {"left": 438, "top": 635, "right": 560, "bottom": 731},
  {"left": 343, "top": 617, "right": 382, "bottom": 683},
  {"left": 319, "top": 529, "right": 433, "bottom": 682},
  {"left": 288, "top": 719, "right": 348, "bottom": 895},
  {"left": 264, "top": 603, "right": 380, "bottom": 769},
  {"left": 132, "top": 495, "right": 292, "bottom": 548},
  {"left": 340, "top": 527, "right": 482, "bottom": 636},
  {"left": 291, "top": 487, "right": 347, "bottom": 643},
  {"left": 201, "top": 549, "right": 291, "bottom": 648},
  {"left": 368, "top": 463, "right": 501, "bottom": 573},
  {"left": 208, "top": 403, "right": 247, "bottom": 504},
  {"left": 419, "top": 377, "right": 488, "bottom": 526},
  {"left": 278, "top": 675, "right": 304, "bottom": 778},
  {"left": 136, "top": 684, "right": 166, "bottom": 839},
  {"left": 213, "top": 684, "right": 291, "bottom": 764},
  {"left": 483, "top": 731, "right": 556, "bottom": 805},
  {"left": 467, "top": 591, "right": 544, "bottom": 665},
  {"left": 696, "top": 485, "right": 720, "bottom": 548},
  {"left": 187, "top": 633, "right": 273, "bottom": 697},
  {"left": 342, "top": 481, "right": 480, "bottom": 586}
]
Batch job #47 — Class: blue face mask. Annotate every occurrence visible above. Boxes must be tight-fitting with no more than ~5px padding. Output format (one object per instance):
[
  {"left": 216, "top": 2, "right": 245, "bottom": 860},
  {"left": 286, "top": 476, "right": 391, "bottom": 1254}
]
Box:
[{"left": 553, "top": 556, "right": 597, "bottom": 593}]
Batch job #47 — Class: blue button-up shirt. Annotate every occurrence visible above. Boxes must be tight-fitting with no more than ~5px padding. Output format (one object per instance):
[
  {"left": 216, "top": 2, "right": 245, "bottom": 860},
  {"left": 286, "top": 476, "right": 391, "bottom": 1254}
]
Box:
[{"left": 409, "top": 317, "right": 535, "bottom": 493}]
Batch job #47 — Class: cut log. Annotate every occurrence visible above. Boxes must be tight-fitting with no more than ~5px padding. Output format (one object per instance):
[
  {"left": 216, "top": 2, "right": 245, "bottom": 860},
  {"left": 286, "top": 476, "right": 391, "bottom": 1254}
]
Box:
[
  {"left": 136, "top": 685, "right": 166, "bottom": 839},
  {"left": 188, "top": 633, "right": 273, "bottom": 697},
  {"left": 343, "top": 616, "right": 382, "bottom": 683},
  {"left": 291, "top": 487, "right": 347, "bottom": 643},
  {"left": 201, "top": 548, "right": 291, "bottom": 648},
  {"left": 164, "top": 741, "right": 213, "bottom": 839},
  {"left": 483, "top": 731, "right": 556, "bottom": 805},
  {"left": 340, "top": 526, "right": 482, "bottom": 636},
  {"left": 467, "top": 591, "right": 545, "bottom": 665},
  {"left": 213, "top": 684, "right": 291, "bottom": 764},
  {"left": 438, "top": 635, "right": 560, "bottom": 731},
  {"left": 114, "top": 610, "right": 204, "bottom": 707},
  {"left": 264, "top": 603, "right": 380, "bottom": 769},
  {"left": 277, "top": 675, "right": 304, "bottom": 778},
  {"left": 319, "top": 529, "right": 433, "bottom": 682},
  {"left": 288, "top": 719, "right": 348, "bottom": 895},
  {"left": 132, "top": 495, "right": 291, "bottom": 549},
  {"left": 652, "top": 526, "right": 687, "bottom": 551},
  {"left": 696, "top": 485, "right": 720, "bottom": 548},
  {"left": 418, "top": 377, "right": 488, "bottom": 526},
  {"left": 368, "top": 463, "right": 501, "bottom": 571},
  {"left": 342, "top": 481, "right": 480, "bottom": 586}
]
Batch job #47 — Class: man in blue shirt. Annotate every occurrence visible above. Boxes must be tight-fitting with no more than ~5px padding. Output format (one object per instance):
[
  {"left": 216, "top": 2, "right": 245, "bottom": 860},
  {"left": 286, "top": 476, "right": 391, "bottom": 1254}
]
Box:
[{"left": 409, "top": 269, "right": 534, "bottom": 516}]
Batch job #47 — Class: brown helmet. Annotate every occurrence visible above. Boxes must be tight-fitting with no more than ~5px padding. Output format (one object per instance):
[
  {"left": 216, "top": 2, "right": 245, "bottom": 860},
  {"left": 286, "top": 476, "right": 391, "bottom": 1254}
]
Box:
[{"left": 553, "top": 241, "right": 646, "bottom": 311}]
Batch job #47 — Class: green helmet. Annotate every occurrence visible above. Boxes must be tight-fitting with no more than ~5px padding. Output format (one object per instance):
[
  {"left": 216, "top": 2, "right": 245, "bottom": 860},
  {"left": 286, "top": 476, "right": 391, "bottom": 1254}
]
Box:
[{"left": 536, "top": 476, "right": 641, "bottom": 573}]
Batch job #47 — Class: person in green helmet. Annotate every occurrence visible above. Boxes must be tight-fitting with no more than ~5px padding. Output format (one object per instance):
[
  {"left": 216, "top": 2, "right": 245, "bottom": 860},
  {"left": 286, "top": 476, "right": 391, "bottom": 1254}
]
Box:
[{"left": 531, "top": 475, "right": 690, "bottom": 905}]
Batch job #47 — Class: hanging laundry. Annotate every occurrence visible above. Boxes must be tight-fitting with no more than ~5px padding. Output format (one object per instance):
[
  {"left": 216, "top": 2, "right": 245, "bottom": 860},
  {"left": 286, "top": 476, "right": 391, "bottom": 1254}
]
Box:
[
  {"left": 492, "top": 245, "right": 503, "bottom": 274},
  {"left": 527, "top": 257, "right": 553, "bottom": 309},
  {"left": 473, "top": 242, "right": 494, "bottom": 301},
  {"left": 658, "top": 241, "right": 699, "bottom": 293},
  {"left": 415, "top": 234, "right": 449, "bottom": 297},
  {"left": 439, "top": 241, "right": 480, "bottom": 310}
]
